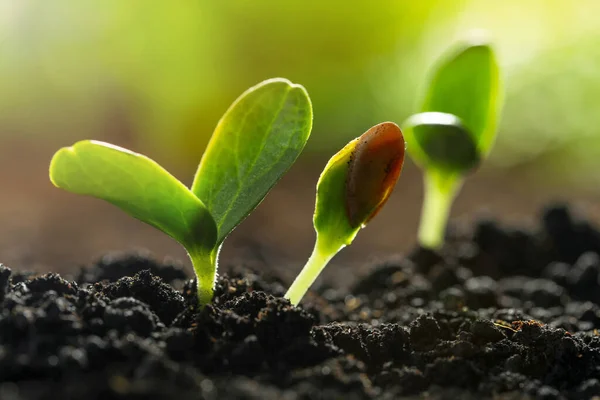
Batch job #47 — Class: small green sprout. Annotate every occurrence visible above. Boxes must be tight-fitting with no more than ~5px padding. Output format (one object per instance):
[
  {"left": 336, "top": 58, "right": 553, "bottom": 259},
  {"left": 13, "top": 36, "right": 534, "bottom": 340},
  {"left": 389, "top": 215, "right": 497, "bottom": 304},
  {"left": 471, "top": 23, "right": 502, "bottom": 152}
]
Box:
[
  {"left": 402, "top": 40, "right": 502, "bottom": 250},
  {"left": 285, "top": 122, "right": 405, "bottom": 305},
  {"left": 49, "top": 78, "right": 313, "bottom": 306}
]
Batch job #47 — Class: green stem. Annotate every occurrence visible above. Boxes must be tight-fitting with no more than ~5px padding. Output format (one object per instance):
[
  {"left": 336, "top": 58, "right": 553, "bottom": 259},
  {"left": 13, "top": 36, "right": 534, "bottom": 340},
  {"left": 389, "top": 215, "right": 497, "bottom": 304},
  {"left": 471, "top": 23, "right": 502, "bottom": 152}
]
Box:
[
  {"left": 285, "top": 237, "right": 336, "bottom": 306},
  {"left": 188, "top": 245, "right": 220, "bottom": 307},
  {"left": 418, "top": 170, "right": 462, "bottom": 250}
]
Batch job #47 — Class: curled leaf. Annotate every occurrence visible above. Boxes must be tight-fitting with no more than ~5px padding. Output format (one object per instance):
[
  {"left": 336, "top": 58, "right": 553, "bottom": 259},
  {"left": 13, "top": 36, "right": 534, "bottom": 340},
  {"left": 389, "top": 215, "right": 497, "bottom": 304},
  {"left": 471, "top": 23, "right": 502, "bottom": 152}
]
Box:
[{"left": 403, "top": 112, "right": 479, "bottom": 174}]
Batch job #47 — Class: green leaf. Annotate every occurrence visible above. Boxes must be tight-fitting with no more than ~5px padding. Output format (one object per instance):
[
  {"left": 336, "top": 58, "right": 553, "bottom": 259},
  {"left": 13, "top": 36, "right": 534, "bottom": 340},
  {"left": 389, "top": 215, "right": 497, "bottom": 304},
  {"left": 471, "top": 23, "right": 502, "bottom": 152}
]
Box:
[
  {"left": 421, "top": 42, "right": 501, "bottom": 156},
  {"left": 312, "top": 138, "right": 358, "bottom": 254},
  {"left": 192, "top": 78, "right": 313, "bottom": 244},
  {"left": 49, "top": 140, "right": 217, "bottom": 254},
  {"left": 403, "top": 112, "right": 480, "bottom": 175}
]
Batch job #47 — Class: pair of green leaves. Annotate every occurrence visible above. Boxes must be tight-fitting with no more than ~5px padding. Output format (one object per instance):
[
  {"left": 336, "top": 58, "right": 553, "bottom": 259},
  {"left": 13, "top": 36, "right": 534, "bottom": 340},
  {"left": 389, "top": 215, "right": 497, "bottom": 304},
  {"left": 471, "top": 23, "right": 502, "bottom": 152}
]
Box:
[
  {"left": 402, "top": 41, "right": 502, "bottom": 250},
  {"left": 50, "top": 78, "right": 313, "bottom": 305}
]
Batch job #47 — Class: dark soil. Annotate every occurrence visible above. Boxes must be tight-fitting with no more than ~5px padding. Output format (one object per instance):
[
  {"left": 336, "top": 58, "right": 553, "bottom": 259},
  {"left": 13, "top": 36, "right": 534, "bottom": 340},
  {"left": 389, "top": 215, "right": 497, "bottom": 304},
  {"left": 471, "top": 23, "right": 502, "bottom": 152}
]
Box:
[{"left": 3, "top": 204, "right": 600, "bottom": 399}]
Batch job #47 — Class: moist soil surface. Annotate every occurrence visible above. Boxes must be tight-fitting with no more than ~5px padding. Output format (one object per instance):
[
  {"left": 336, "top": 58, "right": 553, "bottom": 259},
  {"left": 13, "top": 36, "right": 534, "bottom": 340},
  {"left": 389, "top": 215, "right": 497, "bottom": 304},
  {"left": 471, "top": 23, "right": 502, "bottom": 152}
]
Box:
[{"left": 3, "top": 205, "right": 600, "bottom": 400}]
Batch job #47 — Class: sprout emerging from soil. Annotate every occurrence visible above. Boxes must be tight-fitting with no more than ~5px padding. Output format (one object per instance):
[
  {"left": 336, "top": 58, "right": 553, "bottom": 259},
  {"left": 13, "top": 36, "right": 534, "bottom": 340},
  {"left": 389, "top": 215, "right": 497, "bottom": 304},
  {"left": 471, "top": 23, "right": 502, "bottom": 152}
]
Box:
[
  {"left": 402, "top": 40, "right": 502, "bottom": 250},
  {"left": 285, "top": 122, "right": 405, "bottom": 305},
  {"left": 49, "top": 78, "right": 313, "bottom": 306}
]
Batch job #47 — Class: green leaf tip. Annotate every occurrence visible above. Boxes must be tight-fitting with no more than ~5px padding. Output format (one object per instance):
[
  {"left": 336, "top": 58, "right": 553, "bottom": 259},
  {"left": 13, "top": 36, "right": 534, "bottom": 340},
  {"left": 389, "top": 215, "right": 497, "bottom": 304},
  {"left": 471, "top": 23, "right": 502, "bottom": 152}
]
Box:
[
  {"left": 422, "top": 40, "right": 501, "bottom": 157},
  {"left": 192, "top": 77, "right": 313, "bottom": 244},
  {"left": 285, "top": 122, "right": 405, "bottom": 305}
]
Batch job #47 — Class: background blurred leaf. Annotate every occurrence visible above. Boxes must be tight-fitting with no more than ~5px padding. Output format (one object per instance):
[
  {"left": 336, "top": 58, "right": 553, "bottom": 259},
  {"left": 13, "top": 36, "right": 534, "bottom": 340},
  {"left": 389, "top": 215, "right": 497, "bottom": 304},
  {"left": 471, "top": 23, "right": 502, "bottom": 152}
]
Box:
[
  {"left": 421, "top": 43, "right": 500, "bottom": 156},
  {"left": 403, "top": 112, "right": 480, "bottom": 174}
]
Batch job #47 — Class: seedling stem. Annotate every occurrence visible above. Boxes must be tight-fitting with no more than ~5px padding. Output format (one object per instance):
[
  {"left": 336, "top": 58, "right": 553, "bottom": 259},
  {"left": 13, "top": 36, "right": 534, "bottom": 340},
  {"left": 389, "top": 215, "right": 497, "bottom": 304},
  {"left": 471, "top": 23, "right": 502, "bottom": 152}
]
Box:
[
  {"left": 189, "top": 246, "right": 221, "bottom": 305},
  {"left": 285, "top": 237, "right": 338, "bottom": 305},
  {"left": 418, "top": 170, "right": 462, "bottom": 250}
]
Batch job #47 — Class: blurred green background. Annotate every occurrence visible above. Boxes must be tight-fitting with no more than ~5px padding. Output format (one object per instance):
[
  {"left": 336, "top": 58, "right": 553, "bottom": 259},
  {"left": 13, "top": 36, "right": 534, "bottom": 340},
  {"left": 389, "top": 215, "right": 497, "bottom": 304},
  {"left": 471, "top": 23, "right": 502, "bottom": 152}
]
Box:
[
  {"left": 3, "top": 0, "right": 600, "bottom": 174},
  {"left": 1, "top": 1, "right": 600, "bottom": 279}
]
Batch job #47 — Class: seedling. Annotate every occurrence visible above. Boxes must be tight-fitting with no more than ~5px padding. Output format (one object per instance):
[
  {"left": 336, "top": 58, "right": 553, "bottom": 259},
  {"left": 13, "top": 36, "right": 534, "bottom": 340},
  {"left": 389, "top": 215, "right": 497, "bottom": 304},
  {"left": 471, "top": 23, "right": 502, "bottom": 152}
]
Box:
[
  {"left": 285, "top": 122, "right": 405, "bottom": 305},
  {"left": 402, "top": 40, "right": 502, "bottom": 250},
  {"left": 49, "top": 78, "right": 313, "bottom": 306}
]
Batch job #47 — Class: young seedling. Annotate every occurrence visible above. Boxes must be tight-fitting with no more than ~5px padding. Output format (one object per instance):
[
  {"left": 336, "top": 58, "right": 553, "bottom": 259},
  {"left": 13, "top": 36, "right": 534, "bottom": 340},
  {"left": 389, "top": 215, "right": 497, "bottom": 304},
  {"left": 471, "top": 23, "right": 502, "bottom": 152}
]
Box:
[
  {"left": 285, "top": 122, "right": 405, "bottom": 305},
  {"left": 49, "top": 78, "right": 313, "bottom": 306},
  {"left": 402, "top": 40, "right": 502, "bottom": 250}
]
